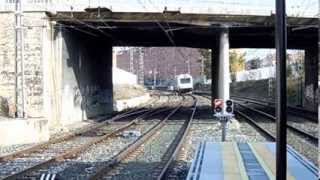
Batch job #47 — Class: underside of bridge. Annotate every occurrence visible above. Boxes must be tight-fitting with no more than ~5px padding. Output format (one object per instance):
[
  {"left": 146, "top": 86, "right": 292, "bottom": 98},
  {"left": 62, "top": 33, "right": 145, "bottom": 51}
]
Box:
[
  {"left": 48, "top": 10, "right": 318, "bottom": 49},
  {"left": 48, "top": 9, "right": 318, "bottom": 120}
]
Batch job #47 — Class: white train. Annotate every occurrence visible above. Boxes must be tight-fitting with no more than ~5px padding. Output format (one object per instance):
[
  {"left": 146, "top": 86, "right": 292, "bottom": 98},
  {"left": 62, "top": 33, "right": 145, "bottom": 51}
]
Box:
[{"left": 172, "top": 74, "right": 193, "bottom": 93}]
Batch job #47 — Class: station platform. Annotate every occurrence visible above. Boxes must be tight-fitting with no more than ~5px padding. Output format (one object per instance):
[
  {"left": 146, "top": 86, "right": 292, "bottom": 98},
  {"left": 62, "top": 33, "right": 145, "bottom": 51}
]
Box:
[{"left": 186, "top": 142, "right": 318, "bottom": 180}]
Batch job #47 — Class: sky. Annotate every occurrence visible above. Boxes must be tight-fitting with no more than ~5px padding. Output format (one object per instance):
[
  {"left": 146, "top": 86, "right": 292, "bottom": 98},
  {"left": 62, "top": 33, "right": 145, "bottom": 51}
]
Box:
[
  {"left": 88, "top": 0, "right": 318, "bottom": 17},
  {"left": 55, "top": 0, "right": 318, "bottom": 17}
]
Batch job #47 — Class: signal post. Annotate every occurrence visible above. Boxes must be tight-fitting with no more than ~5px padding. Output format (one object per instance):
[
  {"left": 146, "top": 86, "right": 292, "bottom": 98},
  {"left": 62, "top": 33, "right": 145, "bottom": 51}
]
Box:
[{"left": 213, "top": 99, "right": 234, "bottom": 141}]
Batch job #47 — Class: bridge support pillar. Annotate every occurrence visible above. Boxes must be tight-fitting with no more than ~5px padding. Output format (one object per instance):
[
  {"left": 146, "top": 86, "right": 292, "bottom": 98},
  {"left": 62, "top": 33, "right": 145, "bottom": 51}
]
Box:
[
  {"left": 211, "top": 28, "right": 230, "bottom": 106},
  {"left": 55, "top": 29, "right": 113, "bottom": 127},
  {"left": 304, "top": 47, "right": 318, "bottom": 111},
  {"left": 218, "top": 28, "right": 230, "bottom": 101}
]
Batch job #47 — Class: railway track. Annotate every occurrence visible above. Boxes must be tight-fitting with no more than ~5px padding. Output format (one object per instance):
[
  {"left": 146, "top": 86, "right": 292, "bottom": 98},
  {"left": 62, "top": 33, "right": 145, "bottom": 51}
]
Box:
[
  {"left": 0, "top": 110, "right": 164, "bottom": 179},
  {"left": 235, "top": 104, "right": 318, "bottom": 166},
  {"left": 87, "top": 95, "right": 197, "bottom": 180},
  {"left": 152, "top": 95, "right": 197, "bottom": 180},
  {"left": 194, "top": 93, "right": 318, "bottom": 143},
  {"left": 235, "top": 102, "right": 318, "bottom": 144},
  {"left": 196, "top": 93, "right": 318, "bottom": 166},
  {"left": 0, "top": 95, "right": 180, "bottom": 179},
  {"left": 194, "top": 92, "right": 317, "bottom": 122},
  {"left": 0, "top": 94, "right": 164, "bottom": 161},
  {"left": 231, "top": 95, "right": 318, "bottom": 123}
]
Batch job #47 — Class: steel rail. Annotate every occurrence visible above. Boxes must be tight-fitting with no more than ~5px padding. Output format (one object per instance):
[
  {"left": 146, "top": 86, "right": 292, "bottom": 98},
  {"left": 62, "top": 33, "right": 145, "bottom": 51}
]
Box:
[
  {"left": 236, "top": 110, "right": 276, "bottom": 141},
  {"left": 232, "top": 95, "right": 317, "bottom": 114},
  {"left": 88, "top": 97, "right": 185, "bottom": 180},
  {"left": 0, "top": 109, "right": 142, "bottom": 162},
  {"left": 2, "top": 104, "right": 175, "bottom": 180},
  {"left": 154, "top": 95, "right": 198, "bottom": 180},
  {"left": 232, "top": 95, "right": 317, "bottom": 115},
  {"left": 0, "top": 95, "right": 163, "bottom": 162},
  {"left": 235, "top": 102, "right": 318, "bottom": 144},
  {"left": 193, "top": 92, "right": 317, "bottom": 122},
  {"left": 231, "top": 95, "right": 318, "bottom": 122},
  {"left": 196, "top": 94, "right": 318, "bottom": 144},
  {"left": 3, "top": 121, "right": 136, "bottom": 180}
]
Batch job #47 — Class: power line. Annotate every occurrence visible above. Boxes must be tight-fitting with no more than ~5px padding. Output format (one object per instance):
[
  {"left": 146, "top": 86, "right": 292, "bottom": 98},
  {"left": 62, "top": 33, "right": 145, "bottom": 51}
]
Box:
[
  {"left": 137, "top": 0, "right": 191, "bottom": 64},
  {"left": 129, "top": 47, "right": 134, "bottom": 73},
  {"left": 138, "top": 47, "right": 144, "bottom": 84}
]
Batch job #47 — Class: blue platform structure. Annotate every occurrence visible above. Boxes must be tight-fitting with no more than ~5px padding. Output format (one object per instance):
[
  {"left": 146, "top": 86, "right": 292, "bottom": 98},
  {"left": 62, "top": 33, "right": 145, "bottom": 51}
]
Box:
[{"left": 186, "top": 142, "right": 318, "bottom": 180}]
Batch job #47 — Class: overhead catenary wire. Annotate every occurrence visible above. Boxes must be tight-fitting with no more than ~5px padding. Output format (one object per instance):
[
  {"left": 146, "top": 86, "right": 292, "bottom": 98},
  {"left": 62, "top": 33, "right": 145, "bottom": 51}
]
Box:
[
  {"left": 147, "top": 0, "right": 175, "bottom": 37},
  {"left": 136, "top": 0, "right": 192, "bottom": 62}
]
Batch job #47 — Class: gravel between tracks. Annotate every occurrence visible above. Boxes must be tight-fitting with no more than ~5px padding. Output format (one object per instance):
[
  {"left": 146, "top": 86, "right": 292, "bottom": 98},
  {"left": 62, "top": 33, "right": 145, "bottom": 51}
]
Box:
[
  {"left": 105, "top": 122, "right": 185, "bottom": 180},
  {"left": 0, "top": 124, "right": 125, "bottom": 179},
  {"left": 24, "top": 121, "right": 160, "bottom": 179},
  {"left": 239, "top": 107, "right": 318, "bottom": 166},
  {"left": 244, "top": 102, "right": 318, "bottom": 137},
  {"left": 0, "top": 144, "right": 35, "bottom": 157},
  {"left": 165, "top": 95, "right": 268, "bottom": 179}
]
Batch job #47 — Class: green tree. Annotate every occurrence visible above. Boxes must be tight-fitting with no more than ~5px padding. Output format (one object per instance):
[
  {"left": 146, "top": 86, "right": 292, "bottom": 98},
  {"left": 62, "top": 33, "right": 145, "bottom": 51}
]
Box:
[
  {"left": 230, "top": 50, "right": 246, "bottom": 73},
  {"left": 198, "top": 49, "right": 212, "bottom": 78}
]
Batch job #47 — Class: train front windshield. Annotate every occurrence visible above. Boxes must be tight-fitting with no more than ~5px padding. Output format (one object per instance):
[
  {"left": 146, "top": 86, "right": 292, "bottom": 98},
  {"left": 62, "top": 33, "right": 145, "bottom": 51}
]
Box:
[{"left": 180, "top": 78, "right": 191, "bottom": 84}]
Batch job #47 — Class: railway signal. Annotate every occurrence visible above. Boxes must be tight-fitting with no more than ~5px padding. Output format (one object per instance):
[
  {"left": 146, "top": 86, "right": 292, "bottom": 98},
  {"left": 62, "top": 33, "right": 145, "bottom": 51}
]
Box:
[
  {"left": 213, "top": 99, "right": 234, "bottom": 141},
  {"left": 225, "top": 100, "right": 234, "bottom": 114},
  {"left": 213, "top": 99, "right": 224, "bottom": 114}
]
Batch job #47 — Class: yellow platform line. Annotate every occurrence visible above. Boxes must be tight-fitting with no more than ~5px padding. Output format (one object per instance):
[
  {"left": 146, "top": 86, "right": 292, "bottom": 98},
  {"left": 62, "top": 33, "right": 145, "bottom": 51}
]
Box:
[{"left": 222, "top": 142, "right": 248, "bottom": 180}]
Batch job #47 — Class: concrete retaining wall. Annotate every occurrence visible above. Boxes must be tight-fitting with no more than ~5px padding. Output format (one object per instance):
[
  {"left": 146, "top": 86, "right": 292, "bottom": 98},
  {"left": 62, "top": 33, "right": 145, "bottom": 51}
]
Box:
[
  {"left": 235, "top": 67, "right": 275, "bottom": 82},
  {"left": 0, "top": 118, "right": 49, "bottom": 146},
  {"left": 113, "top": 93, "right": 150, "bottom": 111},
  {"left": 113, "top": 67, "right": 137, "bottom": 85}
]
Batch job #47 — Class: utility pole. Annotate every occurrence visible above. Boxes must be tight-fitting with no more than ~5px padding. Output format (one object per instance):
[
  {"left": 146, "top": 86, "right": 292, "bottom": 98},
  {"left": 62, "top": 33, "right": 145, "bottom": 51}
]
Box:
[
  {"left": 129, "top": 47, "right": 134, "bottom": 73},
  {"left": 275, "top": 0, "right": 287, "bottom": 179},
  {"left": 15, "top": 0, "right": 25, "bottom": 118},
  {"left": 138, "top": 47, "right": 144, "bottom": 85},
  {"left": 153, "top": 67, "right": 157, "bottom": 88},
  {"left": 201, "top": 57, "right": 204, "bottom": 76},
  {"left": 201, "top": 57, "right": 205, "bottom": 83}
]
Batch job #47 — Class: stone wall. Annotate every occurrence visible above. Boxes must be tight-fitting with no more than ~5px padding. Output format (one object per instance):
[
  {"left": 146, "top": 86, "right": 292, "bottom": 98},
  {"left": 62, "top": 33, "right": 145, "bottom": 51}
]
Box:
[
  {"left": 0, "top": 13, "right": 15, "bottom": 117},
  {"left": 0, "top": 11, "right": 114, "bottom": 129},
  {"left": 0, "top": 12, "right": 48, "bottom": 118},
  {"left": 23, "top": 12, "right": 47, "bottom": 117}
]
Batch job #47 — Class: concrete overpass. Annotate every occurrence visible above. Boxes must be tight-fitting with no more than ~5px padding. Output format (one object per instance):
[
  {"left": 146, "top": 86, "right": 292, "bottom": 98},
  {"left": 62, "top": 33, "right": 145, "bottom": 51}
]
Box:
[
  {"left": 48, "top": 8, "right": 318, "bottom": 106},
  {"left": 48, "top": 9, "right": 318, "bottom": 49},
  {"left": 0, "top": 8, "right": 318, "bottom": 144}
]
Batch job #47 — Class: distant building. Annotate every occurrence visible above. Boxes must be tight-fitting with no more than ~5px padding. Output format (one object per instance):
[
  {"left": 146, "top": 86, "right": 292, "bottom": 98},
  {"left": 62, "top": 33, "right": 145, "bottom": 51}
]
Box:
[
  {"left": 261, "top": 53, "right": 276, "bottom": 67},
  {"left": 116, "top": 47, "right": 202, "bottom": 85},
  {"left": 245, "top": 58, "right": 262, "bottom": 70}
]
